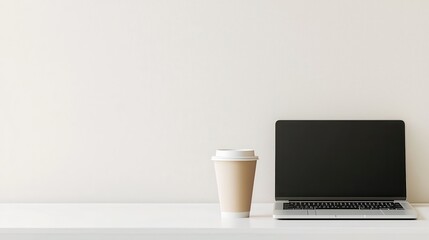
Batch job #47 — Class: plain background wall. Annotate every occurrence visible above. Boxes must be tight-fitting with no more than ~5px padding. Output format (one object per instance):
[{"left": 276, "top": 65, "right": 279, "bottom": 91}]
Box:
[{"left": 1, "top": 0, "right": 428, "bottom": 203}]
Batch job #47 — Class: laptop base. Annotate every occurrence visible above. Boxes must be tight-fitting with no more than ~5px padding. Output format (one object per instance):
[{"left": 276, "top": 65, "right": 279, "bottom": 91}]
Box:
[{"left": 273, "top": 201, "right": 418, "bottom": 220}]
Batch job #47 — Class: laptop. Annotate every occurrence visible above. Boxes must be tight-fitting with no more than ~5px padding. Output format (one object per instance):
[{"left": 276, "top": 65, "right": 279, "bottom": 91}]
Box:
[{"left": 273, "top": 120, "right": 417, "bottom": 219}]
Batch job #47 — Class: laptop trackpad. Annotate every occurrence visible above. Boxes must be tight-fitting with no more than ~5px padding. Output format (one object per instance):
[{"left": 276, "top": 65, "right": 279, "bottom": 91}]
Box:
[
  {"left": 284, "top": 210, "right": 308, "bottom": 215},
  {"left": 316, "top": 210, "right": 383, "bottom": 216}
]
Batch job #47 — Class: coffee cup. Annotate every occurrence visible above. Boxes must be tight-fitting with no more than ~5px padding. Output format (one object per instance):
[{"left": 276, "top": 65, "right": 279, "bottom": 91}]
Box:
[{"left": 212, "top": 149, "right": 258, "bottom": 218}]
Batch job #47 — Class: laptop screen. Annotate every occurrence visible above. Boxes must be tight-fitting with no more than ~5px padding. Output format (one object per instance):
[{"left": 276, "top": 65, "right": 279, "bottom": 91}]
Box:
[{"left": 275, "top": 120, "right": 406, "bottom": 200}]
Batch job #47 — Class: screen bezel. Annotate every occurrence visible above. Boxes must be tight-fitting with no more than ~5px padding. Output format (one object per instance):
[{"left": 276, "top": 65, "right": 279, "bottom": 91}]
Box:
[{"left": 275, "top": 120, "right": 407, "bottom": 201}]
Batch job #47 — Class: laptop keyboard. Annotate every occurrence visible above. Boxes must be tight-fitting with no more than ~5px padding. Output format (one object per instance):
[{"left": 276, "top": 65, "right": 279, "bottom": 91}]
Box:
[{"left": 283, "top": 201, "right": 404, "bottom": 210}]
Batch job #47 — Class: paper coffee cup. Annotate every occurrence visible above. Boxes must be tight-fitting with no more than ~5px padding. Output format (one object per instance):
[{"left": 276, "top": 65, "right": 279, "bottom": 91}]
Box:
[{"left": 212, "top": 149, "right": 258, "bottom": 218}]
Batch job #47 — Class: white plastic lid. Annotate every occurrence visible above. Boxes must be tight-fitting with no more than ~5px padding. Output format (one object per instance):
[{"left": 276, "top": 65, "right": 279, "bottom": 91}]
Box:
[{"left": 211, "top": 149, "right": 258, "bottom": 161}]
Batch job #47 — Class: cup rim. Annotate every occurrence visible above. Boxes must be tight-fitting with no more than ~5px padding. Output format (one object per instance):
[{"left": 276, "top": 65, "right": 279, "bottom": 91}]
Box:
[
  {"left": 211, "top": 157, "right": 258, "bottom": 161},
  {"left": 212, "top": 149, "right": 258, "bottom": 161}
]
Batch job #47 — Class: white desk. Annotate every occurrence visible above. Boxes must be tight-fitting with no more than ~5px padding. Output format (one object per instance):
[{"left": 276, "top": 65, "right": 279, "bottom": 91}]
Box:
[{"left": 0, "top": 203, "right": 428, "bottom": 240}]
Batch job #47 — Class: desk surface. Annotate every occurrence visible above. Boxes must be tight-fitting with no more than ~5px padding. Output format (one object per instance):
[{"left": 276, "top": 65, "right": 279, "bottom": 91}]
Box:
[{"left": 1, "top": 203, "right": 428, "bottom": 240}]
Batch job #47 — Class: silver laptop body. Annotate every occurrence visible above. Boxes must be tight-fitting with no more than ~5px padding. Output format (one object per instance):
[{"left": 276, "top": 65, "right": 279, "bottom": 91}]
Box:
[{"left": 273, "top": 120, "right": 417, "bottom": 220}]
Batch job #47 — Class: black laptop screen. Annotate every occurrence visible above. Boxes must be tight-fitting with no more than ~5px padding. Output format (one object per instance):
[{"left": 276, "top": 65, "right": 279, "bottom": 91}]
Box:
[{"left": 275, "top": 120, "right": 406, "bottom": 200}]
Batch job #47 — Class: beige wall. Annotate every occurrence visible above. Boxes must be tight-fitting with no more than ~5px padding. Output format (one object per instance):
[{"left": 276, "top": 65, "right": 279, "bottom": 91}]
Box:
[{"left": 1, "top": 0, "right": 428, "bottom": 203}]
